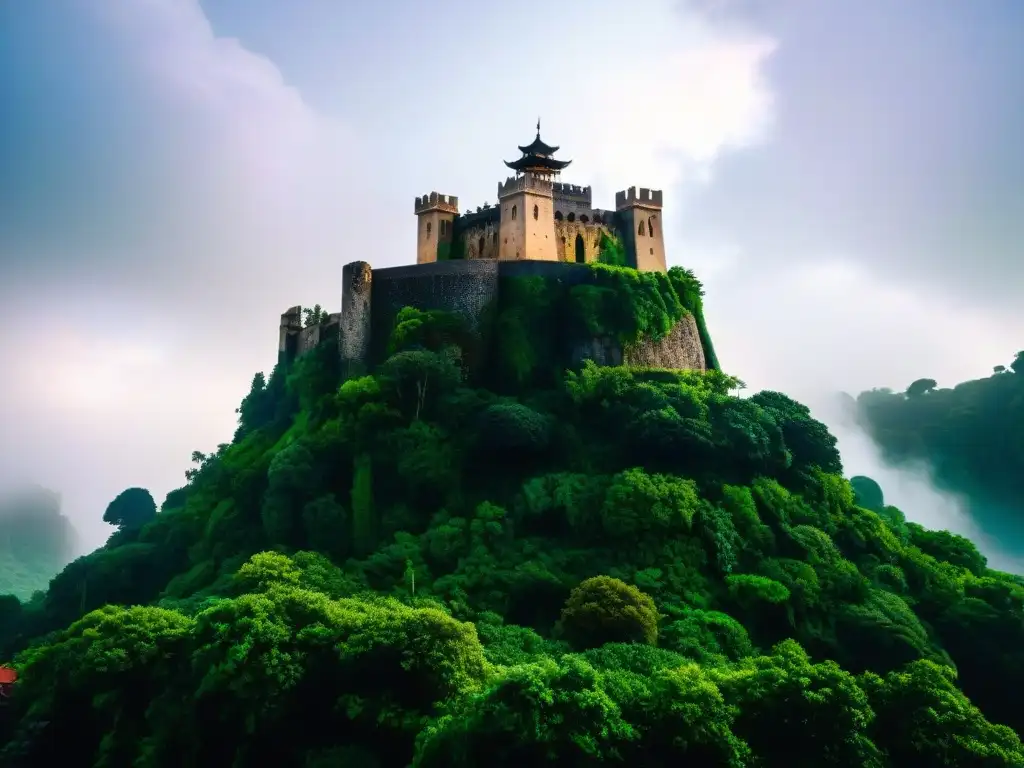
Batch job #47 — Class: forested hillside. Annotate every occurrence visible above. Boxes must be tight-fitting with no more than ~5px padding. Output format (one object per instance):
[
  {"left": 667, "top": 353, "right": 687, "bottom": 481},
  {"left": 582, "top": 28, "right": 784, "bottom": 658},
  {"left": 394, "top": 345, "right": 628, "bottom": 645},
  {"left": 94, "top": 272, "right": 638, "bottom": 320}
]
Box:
[
  {"left": 1, "top": 268, "right": 1023, "bottom": 767},
  {"left": 854, "top": 352, "right": 1024, "bottom": 540},
  {"left": 0, "top": 486, "right": 76, "bottom": 602}
]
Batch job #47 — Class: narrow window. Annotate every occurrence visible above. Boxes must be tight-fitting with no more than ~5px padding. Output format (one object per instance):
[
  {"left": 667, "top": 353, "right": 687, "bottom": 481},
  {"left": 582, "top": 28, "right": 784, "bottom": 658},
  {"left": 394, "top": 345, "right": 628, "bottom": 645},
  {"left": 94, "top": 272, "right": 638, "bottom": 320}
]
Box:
[
  {"left": 533, "top": 204, "right": 539, "bottom": 219},
  {"left": 648, "top": 217, "right": 655, "bottom": 236},
  {"left": 574, "top": 234, "right": 585, "bottom": 263},
  {"left": 511, "top": 205, "right": 518, "bottom": 220},
  {"left": 638, "top": 220, "right": 646, "bottom": 236},
  {"left": 426, "top": 222, "right": 432, "bottom": 236},
  {"left": 478, "top": 236, "right": 485, "bottom": 255},
  {"left": 493, "top": 232, "right": 498, "bottom": 245}
]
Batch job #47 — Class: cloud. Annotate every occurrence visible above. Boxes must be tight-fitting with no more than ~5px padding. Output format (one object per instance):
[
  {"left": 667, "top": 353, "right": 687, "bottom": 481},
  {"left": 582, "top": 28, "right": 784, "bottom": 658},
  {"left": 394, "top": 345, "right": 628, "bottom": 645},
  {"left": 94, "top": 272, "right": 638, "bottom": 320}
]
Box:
[
  {"left": 675, "top": 0, "right": 1024, "bottom": 318},
  {"left": 572, "top": 32, "right": 777, "bottom": 193},
  {"left": 3, "top": 0, "right": 1018, "bottom": 562},
  {"left": 0, "top": 0, "right": 781, "bottom": 552}
]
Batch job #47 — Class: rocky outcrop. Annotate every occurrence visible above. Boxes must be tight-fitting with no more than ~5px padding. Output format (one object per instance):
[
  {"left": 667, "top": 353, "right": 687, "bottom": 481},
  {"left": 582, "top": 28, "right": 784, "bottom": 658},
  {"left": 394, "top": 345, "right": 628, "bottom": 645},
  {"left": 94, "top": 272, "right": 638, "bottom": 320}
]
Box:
[
  {"left": 624, "top": 313, "right": 706, "bottom": 371},
  {"left": 570, "top": 313, "right": 706, "bottom": 372}
]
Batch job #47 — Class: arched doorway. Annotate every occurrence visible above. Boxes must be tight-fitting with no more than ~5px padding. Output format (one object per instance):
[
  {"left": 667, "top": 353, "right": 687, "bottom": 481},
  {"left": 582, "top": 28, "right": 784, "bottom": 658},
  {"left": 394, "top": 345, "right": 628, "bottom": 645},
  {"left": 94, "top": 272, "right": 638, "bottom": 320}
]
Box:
[{"left": 574, "top": 233, "right": 586, "bottom": 263}]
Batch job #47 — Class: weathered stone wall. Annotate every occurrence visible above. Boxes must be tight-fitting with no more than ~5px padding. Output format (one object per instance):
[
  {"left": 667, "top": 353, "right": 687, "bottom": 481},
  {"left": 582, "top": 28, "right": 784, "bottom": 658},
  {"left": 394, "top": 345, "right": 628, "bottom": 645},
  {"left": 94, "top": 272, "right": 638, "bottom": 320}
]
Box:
[
  {"left": 624, "top": 313, "right": 706, "bottom": 370},
  {"left": 554, "top": 221, "right": 612, "bottom": 263},
  {"left": 366, "top": 260, "right": 500, "bottom": 363},
  {"left": 569, "top": 314, "right": 706, "bottom": 372},
  {"left": 615, "top": 187, "right": 665, "bottom": 273},
  {"left": 341, "top": 261, "right": 373, "bottom": 373},
  {"left": 291, "top": 259, "right": 707, "bottom": 375},
  {"left": 498, "top": 190, "right": 558, "bottom": 262},
  {"left": 462, "top": 224, "right": 501, "bottom": 260},
  {"left": 297, "top": 315, "right": 341, "bottom": 357},
  {"left": 278, "top": 306, "right": 302, "bottom": 363}
]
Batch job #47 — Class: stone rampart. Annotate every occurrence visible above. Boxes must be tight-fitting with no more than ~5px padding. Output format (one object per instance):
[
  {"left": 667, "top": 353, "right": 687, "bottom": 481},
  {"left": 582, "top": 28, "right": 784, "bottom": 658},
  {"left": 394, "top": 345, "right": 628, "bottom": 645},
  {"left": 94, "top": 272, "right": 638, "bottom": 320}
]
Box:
[
  {"left": 287, "top": 259, "right": 707, "bottom": 375},
  {"left": 615, "top": 186, "right": 663, "bottom": 210}
]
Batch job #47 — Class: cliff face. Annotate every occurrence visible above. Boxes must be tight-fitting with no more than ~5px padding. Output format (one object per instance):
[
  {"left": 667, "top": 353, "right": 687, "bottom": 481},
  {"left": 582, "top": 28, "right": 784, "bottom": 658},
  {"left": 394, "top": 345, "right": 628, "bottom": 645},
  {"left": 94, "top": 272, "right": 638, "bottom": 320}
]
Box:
[
  {"left": 625, "top": 314, "right": 707, "bottom": 370},
  {"left": 570, "top": 314, "right": 706, "bottom": 371},
  {"left": 284, "top": 260, "right": 717, "bottom": 377}
]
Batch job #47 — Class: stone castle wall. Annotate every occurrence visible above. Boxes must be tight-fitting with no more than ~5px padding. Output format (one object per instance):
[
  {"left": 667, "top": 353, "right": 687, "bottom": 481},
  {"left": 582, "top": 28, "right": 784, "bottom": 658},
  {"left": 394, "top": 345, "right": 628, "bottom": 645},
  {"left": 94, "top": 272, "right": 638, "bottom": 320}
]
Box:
[{"left": 287, "top": 260, "right": 708, "bottom": 376}]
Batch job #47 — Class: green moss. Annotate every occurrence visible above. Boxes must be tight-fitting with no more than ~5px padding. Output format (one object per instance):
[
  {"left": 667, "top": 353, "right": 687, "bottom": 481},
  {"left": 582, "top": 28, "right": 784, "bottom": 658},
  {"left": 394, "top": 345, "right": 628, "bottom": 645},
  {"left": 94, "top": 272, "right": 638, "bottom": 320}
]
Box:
[
  {"left": 668, "top": 266, "right": 720, "bottom": 371},
  {"left": 569, "top": 264, "right": 684, "bottom": 345},
  {"left": 493, "top": 275, "right": 558, "bottom": 387},
  {"left": 485, "top": 263, "right": 720, "bottom": 390},
  {"left": 597, "top": 232, "right": 628, "bottom": 266},
  {"left": 437, "top": 238, "right": 465, "bottom": 262}
]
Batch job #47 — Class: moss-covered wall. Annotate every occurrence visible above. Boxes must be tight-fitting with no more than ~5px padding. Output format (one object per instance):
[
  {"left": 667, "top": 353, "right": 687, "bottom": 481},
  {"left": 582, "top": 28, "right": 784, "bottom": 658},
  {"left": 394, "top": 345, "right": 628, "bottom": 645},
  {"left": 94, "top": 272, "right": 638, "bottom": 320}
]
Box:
[
  {"left": 368, "top": 260, "right": 500, "bottom": 365},
  {"left": 323, "top": 259, "right": 720, "bottom": 382}
]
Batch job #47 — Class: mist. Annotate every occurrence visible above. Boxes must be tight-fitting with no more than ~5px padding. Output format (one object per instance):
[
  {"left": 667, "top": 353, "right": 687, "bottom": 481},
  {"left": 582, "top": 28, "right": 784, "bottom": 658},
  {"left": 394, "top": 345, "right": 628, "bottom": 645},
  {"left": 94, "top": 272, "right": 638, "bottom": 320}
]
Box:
[
  {"left": 1, "top": 1, "right": 1022, "bottom": 562},
  {"left": 815, "top": 397, "right": 1024, "bottom": 575}
]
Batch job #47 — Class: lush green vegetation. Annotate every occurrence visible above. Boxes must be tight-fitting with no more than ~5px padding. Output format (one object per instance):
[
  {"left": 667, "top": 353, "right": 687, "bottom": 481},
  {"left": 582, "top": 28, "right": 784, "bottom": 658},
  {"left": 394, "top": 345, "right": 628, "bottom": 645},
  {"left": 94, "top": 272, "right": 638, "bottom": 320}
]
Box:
[
  {"left": 1, "top": 287, "right": 1022, "bottom": 766},
  {"left": 854, "top": 352, "right": 1024, "bottom": 539},
  {"left": 0, "top": 487, "right": 76, "bottom": 602},
  {"left": 597, "top": 231, "right": 628, "bottom": 266},
  {"left": 490, "top": 263, "right": 719, "bottom": 390}
]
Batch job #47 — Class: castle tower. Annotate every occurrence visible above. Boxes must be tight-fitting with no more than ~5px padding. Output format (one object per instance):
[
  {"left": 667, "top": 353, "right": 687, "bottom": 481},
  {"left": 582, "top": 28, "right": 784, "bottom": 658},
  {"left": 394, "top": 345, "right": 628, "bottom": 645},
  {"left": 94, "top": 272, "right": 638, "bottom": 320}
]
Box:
[
  {"left": 496, "top": 122, "right": 569, "bottom": 261},
  {"left": 415, "top": 192, "right": 459, "bottom": 264},
  {"left": 615, "top": 186, "right": 666, "bottom": 272}
]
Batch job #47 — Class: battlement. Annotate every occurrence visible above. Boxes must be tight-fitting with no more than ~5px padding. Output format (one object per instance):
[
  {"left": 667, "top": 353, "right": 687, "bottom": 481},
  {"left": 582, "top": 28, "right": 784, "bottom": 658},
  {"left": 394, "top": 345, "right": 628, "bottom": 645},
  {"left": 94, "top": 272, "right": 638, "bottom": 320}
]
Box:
[
  {"left": 497, "top": 174, "right": 553, "bottom": 200},
  {"left": 552, "top": 182, "right": 592, "bottom": 204},
  {"left": 456, "top": 204, "right": 501, "bottom": 231},
  {"left": 615, "top": 186, "right": 663, "bottom": 210},
  {"left": 415, "top": 192, "right": 459, "bottom": 215}
]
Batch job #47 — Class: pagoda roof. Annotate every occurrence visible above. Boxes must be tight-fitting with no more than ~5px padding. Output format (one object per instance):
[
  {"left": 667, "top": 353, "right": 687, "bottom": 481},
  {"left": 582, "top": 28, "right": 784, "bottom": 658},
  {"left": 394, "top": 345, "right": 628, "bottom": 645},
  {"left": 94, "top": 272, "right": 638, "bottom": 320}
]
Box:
[
  {"left": 504, "top": 120, "right": 571, "bottom": 173},
  {"left": 518, "top": 134, "right": 559, "bottom": 156},
  {"left": 504, "top": 154, "right": 572, "bottom": 173}
]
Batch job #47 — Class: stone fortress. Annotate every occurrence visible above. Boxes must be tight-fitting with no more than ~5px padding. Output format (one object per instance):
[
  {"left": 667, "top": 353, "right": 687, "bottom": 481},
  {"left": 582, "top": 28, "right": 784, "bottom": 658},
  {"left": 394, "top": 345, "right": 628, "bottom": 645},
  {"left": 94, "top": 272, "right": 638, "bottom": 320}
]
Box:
[
  {"left": 279, "top": 123, "right": 708, "bottom": 374},
  {"left": 414, "top": 120, "right": 666, "bottom": 273}
]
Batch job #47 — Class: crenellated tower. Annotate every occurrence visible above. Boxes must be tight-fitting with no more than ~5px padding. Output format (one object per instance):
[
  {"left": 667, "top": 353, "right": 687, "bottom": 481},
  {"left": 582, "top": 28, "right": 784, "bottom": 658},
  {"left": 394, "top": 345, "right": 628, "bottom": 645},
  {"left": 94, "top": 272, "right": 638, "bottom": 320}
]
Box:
[
  {"left": 616, "top": 186, "right": 665, "bottom": 273},
  {"left": 410, "top": 121, "right": 668, "bottom": 272},
  {"left": 415, "top": 192, "right": 459, "bottom": 264},
  {"left": 496, "top": 122, "right": 566, "bottom": 262}
]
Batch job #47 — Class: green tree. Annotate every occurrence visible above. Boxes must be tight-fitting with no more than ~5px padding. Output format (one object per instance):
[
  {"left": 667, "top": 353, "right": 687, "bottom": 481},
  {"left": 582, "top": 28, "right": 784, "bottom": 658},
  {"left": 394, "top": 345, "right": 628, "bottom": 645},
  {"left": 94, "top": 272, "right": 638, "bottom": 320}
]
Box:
[
  {"left": 103, "top": 487, "right": 157, "bottom": 531},
  {"left": 559, "top": 575, "right": 659, "bottom": 648},
  {"left": 863, "top": 659, "right": 1024, "bottom": 766}
]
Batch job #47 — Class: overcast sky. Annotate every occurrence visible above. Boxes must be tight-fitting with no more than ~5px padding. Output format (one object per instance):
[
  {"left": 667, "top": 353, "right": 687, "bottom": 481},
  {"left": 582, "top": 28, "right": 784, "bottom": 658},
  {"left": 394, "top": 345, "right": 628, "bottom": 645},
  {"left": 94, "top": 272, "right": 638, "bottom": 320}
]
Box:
[{"left": 1, "top": 0, "right": 1022, "bottom": 559}]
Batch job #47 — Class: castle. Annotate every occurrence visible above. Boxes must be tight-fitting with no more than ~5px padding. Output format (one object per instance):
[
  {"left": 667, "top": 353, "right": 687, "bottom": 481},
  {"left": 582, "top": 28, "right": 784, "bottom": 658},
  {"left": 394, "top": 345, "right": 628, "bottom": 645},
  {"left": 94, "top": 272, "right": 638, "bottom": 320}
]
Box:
[
  {"left": 415, "top": 122, "right": 666, "bottom": 272},
  {"left": 279, "top": 125, "right": 709, "bottom": 375}
]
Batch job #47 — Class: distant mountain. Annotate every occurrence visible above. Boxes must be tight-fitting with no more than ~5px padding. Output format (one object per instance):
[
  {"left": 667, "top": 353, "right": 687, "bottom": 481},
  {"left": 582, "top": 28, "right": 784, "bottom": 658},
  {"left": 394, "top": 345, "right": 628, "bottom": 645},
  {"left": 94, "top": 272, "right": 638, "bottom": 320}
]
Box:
[
  {"left": 852, "top": 353, "right": 1024, "bottom": 540},
  {"left": 0, "top": 485, "right": 77, "bottom": 600}
]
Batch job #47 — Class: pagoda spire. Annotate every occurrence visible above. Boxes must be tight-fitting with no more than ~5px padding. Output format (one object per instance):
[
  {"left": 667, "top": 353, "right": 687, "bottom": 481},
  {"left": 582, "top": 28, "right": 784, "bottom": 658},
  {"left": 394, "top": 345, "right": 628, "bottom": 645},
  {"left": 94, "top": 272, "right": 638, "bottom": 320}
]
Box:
[{"left": 505, "top": 121, "right": 571, "bottom": 177}]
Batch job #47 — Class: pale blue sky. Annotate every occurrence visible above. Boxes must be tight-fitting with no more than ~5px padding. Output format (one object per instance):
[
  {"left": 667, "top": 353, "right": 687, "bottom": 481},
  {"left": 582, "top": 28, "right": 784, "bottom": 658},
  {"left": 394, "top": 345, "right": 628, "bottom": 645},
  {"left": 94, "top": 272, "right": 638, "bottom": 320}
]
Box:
[{"left": 1, "top": 0, "right": 1022, "bottom": 556}]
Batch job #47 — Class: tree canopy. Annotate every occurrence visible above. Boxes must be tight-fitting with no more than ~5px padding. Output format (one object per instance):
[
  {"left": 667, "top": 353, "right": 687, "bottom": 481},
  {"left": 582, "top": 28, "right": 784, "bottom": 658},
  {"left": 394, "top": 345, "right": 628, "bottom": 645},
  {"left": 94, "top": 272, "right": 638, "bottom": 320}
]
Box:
[
  {"left": 854, "top": 354, "right": 1024, "bottom": 542},
  {"left": 1, "top": 279, "right": 1021, "bottom": 767}
]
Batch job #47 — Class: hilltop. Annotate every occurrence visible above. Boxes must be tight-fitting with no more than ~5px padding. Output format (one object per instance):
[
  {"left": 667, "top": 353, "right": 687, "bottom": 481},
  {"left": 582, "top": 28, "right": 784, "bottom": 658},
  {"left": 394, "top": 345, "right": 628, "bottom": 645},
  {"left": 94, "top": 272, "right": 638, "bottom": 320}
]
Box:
[
  {"left": 852, "top": 353, "right": 1024, "bottom": 546},
  {"left": 2, "top": 265, "right": 1023, "bottom": 767}
]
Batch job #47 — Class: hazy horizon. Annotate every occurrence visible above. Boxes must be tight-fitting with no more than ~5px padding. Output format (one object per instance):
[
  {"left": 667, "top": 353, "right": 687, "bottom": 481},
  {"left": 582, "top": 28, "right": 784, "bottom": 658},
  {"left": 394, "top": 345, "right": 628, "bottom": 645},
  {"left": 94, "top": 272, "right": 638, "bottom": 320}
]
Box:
[{"left": 1, "top": 0, "right": 1022, "bottom": 563}]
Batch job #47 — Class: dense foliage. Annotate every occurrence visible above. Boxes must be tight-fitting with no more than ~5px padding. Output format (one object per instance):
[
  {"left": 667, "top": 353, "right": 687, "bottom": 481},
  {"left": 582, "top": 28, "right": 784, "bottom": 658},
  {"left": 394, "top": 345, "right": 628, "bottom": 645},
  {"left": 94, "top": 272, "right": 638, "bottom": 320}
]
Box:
[
  {"left": 0, "top": 486, "right": 76, "bottom": 602},
  {"left": 1, "top": 295, "right": 1022, "bottom": 766},
  {"left": 854, "top": 353, "right": 1024, "bottom": 539},
  {"left": 488, "top": 263, "right": 720, "bottom": 391}
]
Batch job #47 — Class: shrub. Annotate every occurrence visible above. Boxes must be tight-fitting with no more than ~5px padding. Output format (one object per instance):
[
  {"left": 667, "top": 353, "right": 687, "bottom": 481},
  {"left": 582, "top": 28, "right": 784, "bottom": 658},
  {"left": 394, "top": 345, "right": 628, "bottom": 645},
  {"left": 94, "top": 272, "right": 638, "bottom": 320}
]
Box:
[{"left": 559, "top": 575, "right": 659, "bottom": 648}]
